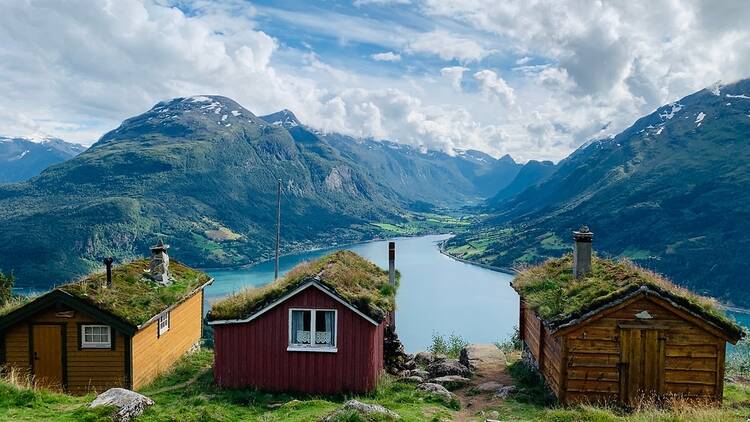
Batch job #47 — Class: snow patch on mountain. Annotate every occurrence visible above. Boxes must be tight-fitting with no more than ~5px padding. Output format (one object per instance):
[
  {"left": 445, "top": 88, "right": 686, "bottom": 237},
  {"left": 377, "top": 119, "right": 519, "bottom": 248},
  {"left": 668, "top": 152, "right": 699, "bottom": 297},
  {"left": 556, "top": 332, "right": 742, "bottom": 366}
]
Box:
[
  {"left": 726, "top": 93, "right": 750, "bottom": 99},
  {"left": 709, "top": 81, "right": 722, "bottom": 96},
  {"left": 659, "top": 102, "right": 683, "bottom": 120},
  {"left": 695, "top": 112, "right": 706, "bottom": 124}
]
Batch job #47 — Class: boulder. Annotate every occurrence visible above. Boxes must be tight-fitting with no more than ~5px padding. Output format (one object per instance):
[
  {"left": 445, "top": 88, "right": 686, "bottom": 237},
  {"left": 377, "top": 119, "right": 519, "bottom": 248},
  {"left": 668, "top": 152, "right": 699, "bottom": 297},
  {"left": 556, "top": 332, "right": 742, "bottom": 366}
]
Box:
[
  {"left": 429, "top": 375, "right": 471, "bottom": 390},
  {"left": 414, "top": 351, "right": 435, "bottom": 366},
  {"left": 460, "top": 344, "right": 506, "bottom": 372},
  {"left": 427, "top": 359, "right": 472, "bottom": 378},
  {"left": 89, "top": 388, "right": 154, "bottom": 422},
  {"left": 322, "top": 400, "right": 400, "bottom": 421},
  {"left": 408, "top": 369, "right": 430, "bottom": 379},
  {"left": 494, "top": 385, "right": 518, "bottom": 399},
  {"left": 400, "top": 375, "right": 424, "bottom": 384},
  {"left": 417, "top": 382, "right": 457, "bottom": 403},
  {"left": 475, "top": 381, "right": 505, "bottom": 393}
]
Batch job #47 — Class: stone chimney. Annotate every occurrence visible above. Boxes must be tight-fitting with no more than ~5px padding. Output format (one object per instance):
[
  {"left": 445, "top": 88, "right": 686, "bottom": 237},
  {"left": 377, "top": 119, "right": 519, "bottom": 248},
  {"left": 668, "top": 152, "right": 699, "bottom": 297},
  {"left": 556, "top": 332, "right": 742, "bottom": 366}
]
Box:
[
  {"left": 150, "top": 239, "right": 171, "bottom": 285},
  {"left": 388, "top": 241, "right": 396, "bottom": 286},
  {"left": 103, "top": 257, "right": 114, "bottom": 288},
  {"left": 573, "top": 226, "right": 593, "bottom": 278}
]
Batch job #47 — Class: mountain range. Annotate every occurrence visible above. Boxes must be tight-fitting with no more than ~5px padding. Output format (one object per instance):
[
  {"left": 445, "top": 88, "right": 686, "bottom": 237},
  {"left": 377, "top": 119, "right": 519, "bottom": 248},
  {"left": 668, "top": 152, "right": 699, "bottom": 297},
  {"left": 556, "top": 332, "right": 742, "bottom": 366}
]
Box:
[
  {"left": 0, "top": 96, "right": 521, "bottom": 289},
  {"left": 446, "top": 79, "right": 750, "bottom": 307},
  {"left": 0, "top": 136, "right": 86, "bottom": 183}
]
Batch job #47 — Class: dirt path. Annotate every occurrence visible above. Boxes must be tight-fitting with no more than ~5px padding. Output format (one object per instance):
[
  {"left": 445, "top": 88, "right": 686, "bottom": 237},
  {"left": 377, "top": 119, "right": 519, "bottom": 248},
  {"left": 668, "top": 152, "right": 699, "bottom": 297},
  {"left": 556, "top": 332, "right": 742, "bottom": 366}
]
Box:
[{"left": 452, "top": 344, "right": 514, "bottom": 421}]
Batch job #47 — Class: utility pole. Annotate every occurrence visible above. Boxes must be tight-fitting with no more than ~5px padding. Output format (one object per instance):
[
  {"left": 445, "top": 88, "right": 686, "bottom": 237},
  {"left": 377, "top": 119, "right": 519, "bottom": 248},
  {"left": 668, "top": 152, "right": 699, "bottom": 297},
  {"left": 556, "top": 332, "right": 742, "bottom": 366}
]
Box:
[{"left": 275, "top": 178, "right": 281, "bottom": 280}]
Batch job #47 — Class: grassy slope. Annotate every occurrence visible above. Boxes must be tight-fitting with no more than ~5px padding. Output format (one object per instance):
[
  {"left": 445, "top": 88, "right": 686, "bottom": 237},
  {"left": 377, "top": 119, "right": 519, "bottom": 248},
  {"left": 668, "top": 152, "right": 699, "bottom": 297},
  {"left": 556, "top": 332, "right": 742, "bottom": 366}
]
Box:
[{"left": 2, "top": 349, "right": 750, "bottom": 421}]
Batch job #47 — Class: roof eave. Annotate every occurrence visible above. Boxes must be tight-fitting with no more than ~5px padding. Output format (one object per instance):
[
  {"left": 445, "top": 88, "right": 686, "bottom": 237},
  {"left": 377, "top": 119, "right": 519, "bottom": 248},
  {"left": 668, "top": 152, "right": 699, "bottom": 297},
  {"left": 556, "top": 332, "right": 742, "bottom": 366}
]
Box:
[{"left": 136, "top": 277, "right": 214, "bottom": 330}]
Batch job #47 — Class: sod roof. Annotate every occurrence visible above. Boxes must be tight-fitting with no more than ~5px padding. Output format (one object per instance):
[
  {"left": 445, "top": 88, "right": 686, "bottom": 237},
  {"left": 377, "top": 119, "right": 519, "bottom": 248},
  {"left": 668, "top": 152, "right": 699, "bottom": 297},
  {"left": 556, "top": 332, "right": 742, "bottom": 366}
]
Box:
[
  {"left": 513, "top": 254, "right": 744, "bottom": 340},
  {"left": 58, "top": 259, "right": 211, "bottom": 326},
  {"left": 207, "top": 250, "right": 398, "bottom": 323}
]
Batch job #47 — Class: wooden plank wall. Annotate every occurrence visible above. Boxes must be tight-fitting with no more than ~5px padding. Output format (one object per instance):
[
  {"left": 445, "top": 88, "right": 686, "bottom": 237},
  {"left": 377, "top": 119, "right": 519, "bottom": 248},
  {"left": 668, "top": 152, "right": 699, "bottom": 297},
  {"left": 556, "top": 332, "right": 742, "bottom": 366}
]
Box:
[
  {"left": 131, "top": 291, "right": 203, "bottom": 390},
  {"left": 213, "top": 286, "right": 384, "bottom": 394},
  {"left": 2, "top": 307, "right": 126, "bottom": 394},
  {"left": 520, "top": 301, "right": 563, "bottom": 397},
  {"left": 562, "top": 296, "right": 724, "bottom": 404}
]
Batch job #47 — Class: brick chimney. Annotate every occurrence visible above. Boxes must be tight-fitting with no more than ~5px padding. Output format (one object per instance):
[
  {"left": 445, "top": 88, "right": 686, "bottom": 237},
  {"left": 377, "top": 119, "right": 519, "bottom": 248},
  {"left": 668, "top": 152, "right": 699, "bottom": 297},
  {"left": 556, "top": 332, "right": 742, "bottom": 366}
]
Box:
[
  {"left": 573, "top": 226, "right": 593, "bottom": 278},
  {"left": 150, "top": 239, "right": 171, "bottom": 285},
  {"left": 103, "top": 257, "right": 114, "bottom": 288},
  {"left": 388, "top": 241, "right": 396, "bottom": 286}
]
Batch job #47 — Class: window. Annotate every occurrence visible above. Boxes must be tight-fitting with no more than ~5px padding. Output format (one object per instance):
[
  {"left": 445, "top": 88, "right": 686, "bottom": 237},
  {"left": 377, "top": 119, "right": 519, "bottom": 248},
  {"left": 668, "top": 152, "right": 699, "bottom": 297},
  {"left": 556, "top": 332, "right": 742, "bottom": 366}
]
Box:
[
  {"left": 81, "top": 325, "right": 111, "bottom": 349},
  {"left": 158, "top": 312, "right": 170, "bottom": 336},
  {"left": 288, "top": 309, "right": 337, "bottom": 352}
]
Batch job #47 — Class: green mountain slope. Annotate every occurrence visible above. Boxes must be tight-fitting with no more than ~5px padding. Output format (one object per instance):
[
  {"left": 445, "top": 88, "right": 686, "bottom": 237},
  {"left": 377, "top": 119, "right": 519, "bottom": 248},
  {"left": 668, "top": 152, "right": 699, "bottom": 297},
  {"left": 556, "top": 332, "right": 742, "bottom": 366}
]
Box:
[
  {"left": 0, "top": 137, "right": 86, "bottom": 183},
  {"left": 447, "top": 79, "right": 750, "bottom": 306},
  {"left": 0, "top": 96, "right": 406, "bottom": 289},
  {"left": 0, "top": 96, "right": 517, "bottom": 290}
]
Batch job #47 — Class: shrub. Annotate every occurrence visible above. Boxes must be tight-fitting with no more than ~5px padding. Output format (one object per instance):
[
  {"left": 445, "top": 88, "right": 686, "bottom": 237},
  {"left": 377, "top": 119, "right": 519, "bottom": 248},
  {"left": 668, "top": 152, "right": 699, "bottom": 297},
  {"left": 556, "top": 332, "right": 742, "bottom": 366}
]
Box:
[
  {"left": 727, "top": 337, "right": 750, "bottom": 377},
  {"left": 495, "top": 325, "right": 522, "bottom": 354},
  {"left": 0, "top": 269, "right": 13, "bottom": 306},
  {"left": 429, "top": 332, "right": 468, "bottom": 359}
]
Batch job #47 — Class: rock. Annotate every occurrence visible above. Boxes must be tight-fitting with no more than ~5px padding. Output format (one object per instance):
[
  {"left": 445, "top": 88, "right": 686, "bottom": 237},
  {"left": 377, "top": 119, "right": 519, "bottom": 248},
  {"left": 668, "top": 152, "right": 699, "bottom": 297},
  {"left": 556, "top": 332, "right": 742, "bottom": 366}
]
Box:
[
  {"left": 433, "top": 353, "right": 447, "bottom": 362},
  {"left": 408, "top": 369, "right": 429, "bottom": 379},
  {"left": 89, "top": 388, "right": 154, "bottom": 422},
  {"left": 494, "top": 385, "right": 518, "bottom": 399},
  {"left": 486, "top": 419, "right": 501, "bottom": 422},
  {"left": 414, "top": 351, "right": 435, "bottom": 366},
  {"left": 427, "top": 359, "right": 472, "bottom": 378},
  {"left": 429, "top": 375, "right": 471, "bottom": 390},
  {"left": 384, "top": 326, "right": 411, "bottom": 375},
  {"left": 322, "top": 400, "right": 400, "bottom": 421},
  {"left": 401, "top": 375, "right": 424, "bottom": 384},
  {"left": 487, "top": 410, "right": 500, "bottom": 419},
  {"left": 475, "top": 381, "right": 505, "bottom": 393},
  {"left": 460, "top": 344, "right": 507, "bottom": 372},
  {"left": 403, "top": 359, "right": 417, "bottom": 370},
  {"left": 417, "top": 382, "right": 457, "bottom": 403}
]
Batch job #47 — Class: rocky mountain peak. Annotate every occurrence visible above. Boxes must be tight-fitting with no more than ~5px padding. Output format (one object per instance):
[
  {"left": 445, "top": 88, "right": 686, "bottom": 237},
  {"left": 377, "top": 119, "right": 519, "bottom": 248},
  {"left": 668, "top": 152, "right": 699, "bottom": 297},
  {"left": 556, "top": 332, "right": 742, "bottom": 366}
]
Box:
[{"left": 259, "top": 109, "right": 301, "bottom": 129}]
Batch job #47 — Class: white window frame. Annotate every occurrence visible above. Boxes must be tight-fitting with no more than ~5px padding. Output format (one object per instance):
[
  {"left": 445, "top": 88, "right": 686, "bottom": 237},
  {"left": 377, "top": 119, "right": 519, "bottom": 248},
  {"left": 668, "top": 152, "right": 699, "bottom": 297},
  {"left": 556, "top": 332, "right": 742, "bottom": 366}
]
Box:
[
  {"left": 287, "top": 308, "right": 338, "bottom": 353},
  {"left": 81, "top": 325, "right": 112, "bottom": 349},
  {"left": 158, "top": 312, "right": 170, "bottom": 336}
]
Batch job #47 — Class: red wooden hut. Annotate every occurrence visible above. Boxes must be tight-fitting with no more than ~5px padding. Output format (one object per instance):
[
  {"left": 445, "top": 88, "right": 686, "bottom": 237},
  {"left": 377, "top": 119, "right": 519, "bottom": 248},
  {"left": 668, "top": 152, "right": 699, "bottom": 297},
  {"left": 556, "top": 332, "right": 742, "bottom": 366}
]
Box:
[{"left": 206, "top": 248, "right": 397, "bottom": 394}]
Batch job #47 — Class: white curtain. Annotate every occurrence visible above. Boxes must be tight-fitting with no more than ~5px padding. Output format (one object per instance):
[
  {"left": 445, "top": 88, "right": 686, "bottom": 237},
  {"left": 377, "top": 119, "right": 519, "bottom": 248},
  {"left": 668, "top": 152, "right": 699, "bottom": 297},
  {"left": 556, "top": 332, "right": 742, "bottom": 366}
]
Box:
[{"left": 291, "top": 310, "right": 309, "bottom": 344}]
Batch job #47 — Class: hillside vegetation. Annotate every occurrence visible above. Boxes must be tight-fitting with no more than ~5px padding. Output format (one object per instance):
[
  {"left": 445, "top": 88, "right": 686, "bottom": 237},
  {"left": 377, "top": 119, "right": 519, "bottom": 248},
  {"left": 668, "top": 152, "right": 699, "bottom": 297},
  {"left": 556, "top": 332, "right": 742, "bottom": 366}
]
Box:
[
  {"left": 0, "top": 97, "right": 510, "bottom": 291},
  {"left": 447, "top": 79, "right": 750, "bottom": 307}
]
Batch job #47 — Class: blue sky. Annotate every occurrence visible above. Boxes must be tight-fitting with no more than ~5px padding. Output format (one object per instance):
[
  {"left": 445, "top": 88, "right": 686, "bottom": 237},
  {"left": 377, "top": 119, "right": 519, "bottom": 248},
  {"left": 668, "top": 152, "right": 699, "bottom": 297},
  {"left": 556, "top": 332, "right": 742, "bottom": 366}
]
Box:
[{"left": 1, "top": 1, "right": 749, "bottom": 161}]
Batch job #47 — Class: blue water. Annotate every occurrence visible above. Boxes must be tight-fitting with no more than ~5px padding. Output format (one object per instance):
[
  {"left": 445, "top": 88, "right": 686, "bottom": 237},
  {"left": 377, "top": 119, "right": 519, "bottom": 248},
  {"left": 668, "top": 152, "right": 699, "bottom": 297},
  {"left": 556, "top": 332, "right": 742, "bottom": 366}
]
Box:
[{"left": 203, "top": 234, "right": 518, "bottom": 353}]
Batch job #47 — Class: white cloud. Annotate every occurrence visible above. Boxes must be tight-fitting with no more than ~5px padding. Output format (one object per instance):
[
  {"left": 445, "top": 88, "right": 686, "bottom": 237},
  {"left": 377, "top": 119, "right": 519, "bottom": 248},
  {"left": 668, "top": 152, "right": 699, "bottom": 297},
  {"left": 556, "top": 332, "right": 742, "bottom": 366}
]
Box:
[
  {"left": 2, "top": 0, "right": 750, "bottom": 163},
  {"left": 407, "top": 31, "right": 491, "bottom": 63},
  {"left": 473, "top": 70, "right": 515, "bottom": 105},
  {"left": 354, "top": 0, "right": 412, "bottom": 5},
  {"left": 440, "top": 66, "right": 468, "bottom": 90},
  {"left": 371, "top": 51, "right": 402, "bottom": 62}
]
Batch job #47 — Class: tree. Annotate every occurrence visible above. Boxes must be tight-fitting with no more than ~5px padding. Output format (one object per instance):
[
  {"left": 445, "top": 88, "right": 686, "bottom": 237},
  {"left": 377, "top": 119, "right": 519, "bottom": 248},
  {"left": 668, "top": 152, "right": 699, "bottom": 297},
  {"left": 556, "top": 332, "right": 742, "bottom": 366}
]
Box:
[{"left": 0, "top": 269, "right": 13, "bottom": 306}]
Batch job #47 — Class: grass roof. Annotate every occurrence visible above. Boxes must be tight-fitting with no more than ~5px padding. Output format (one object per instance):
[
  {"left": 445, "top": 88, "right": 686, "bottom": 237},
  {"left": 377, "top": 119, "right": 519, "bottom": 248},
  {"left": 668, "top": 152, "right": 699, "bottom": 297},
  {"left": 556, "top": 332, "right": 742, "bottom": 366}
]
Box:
[
  {"left": 0, "top": 295, "right": 33, "bottom": 318},
  {"left": 513, "top": 254, "right": 744, "bottom": 339},
  {"left": 208, "top": 250, "right": 398, "bottom": 323},
  {"left": 59, "top": 259, "right": 211, "bottom": 326}
]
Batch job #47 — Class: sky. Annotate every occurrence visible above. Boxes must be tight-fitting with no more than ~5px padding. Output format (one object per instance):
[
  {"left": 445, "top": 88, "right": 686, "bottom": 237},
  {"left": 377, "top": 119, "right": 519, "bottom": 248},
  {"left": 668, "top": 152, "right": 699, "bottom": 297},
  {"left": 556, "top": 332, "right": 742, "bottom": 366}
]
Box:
[{"left": 1, "top": 1, "right": 750, "bottom": 162}]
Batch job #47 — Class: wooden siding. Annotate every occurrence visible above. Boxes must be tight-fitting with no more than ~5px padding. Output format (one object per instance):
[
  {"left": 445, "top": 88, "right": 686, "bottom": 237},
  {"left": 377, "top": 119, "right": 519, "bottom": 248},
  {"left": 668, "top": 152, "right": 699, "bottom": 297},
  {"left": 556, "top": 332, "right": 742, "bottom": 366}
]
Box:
[
  {"left": 213, "top": 286, "right": 385, "bottom": 394},
  {"left": 562, "top": 296, "right": 725, "bottom": 404},
  {"left": 1, "top": 307, "right": 126, "bottom": 394},
  {"left": 520, "top": 294, "right": 729, "bottom": 404},
  {"left": 131, "top": 290, "right": 203, "bottom": 390},
  {"left": 519, "top": 302, "right": 563, "bottom": 397}
]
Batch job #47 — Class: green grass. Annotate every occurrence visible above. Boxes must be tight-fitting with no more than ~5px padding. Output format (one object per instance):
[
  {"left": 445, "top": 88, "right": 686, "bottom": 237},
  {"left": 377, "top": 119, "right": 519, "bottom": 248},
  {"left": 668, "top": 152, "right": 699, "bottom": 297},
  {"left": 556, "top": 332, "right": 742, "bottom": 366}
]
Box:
[
  {"left": 3, "top": 349, "right": 750, "bottom": 421},
  {"left": 0, "top": 350, "right": 455, "bottom": 422},
  {"left": 208, "top": 251, "right": 398, "bottom": 322}
]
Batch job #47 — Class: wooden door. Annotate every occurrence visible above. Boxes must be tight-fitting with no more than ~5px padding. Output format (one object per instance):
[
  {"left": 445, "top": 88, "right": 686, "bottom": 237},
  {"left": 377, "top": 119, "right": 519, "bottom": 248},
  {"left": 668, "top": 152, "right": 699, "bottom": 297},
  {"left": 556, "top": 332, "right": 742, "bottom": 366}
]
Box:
[
  {"left": 32, "top": 325, "right": 64, "bottom": 389},
  {"left": 618, "top": 327, "right": 665, "bottom": 406}
]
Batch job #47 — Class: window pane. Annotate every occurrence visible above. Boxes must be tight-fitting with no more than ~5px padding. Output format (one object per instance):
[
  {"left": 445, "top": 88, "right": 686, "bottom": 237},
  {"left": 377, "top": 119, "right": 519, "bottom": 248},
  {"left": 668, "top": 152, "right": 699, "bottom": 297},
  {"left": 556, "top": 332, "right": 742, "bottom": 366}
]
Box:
[
  {"left": 291, "top": 310, "right": 311, "bottom": 344},
  {"left": 315, "top": 311, "right": 335, "bottom": 346}
]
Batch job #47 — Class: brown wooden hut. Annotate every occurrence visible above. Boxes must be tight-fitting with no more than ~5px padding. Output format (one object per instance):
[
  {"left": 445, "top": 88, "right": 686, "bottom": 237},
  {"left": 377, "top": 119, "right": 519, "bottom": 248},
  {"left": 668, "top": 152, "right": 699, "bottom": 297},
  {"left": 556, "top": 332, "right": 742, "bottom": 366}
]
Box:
[
  {"left": 0, "top": 242, "right": 213, "bottom": 394},
  {"left": 513, "top": 227, "right": 744, "bottom": 405}
]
